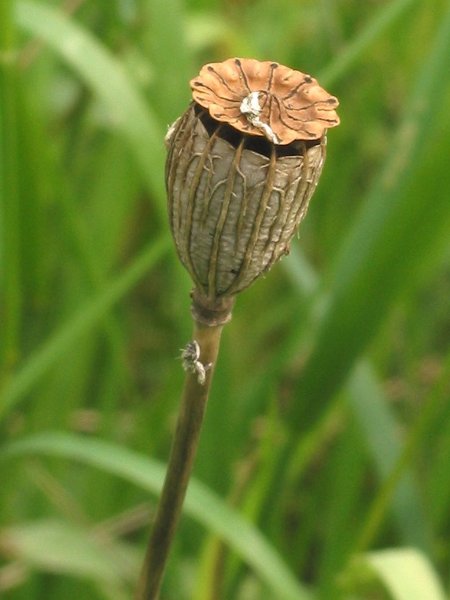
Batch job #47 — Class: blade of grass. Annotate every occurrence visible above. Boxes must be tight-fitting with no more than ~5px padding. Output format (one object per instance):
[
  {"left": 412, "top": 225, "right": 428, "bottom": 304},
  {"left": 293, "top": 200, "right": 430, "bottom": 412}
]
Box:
[
  {"left": 142, "top": 0, "right": 191, "bottom": 124},
  {"left": 351, "top": 356, "right": 449, "bottom": 555},
  {"left": 0, "top": 237, "right": 169, "bottom": 421},
  {"left": 0, "top": 0, "right": 21, "bottom": 375},
  {"left": 3, "top": 432, "right": 313, "bottom": 600},
  {"left": 348, "top": 362, "right": 431, "bottom": 549},
  {"left": 319, "top": 0, "right": 420, "bottom": 86},
  {"left": 0, "top": 519, "right": 135, "bottom": 600},
  {"left": 289, "top": 2, "right": 450, "bottom": 429},
  {"left": 234, "top": 281, "right": 431, "bottom": 556},
  {"left": 15, "top": 0, "right": 166, "bottom": 218},
  {"left": 361, "top": 548, "right": 446, "bottom": 600},
  {"left": 58, "top": 182, "right": 135, "bottom": 395},
  {"left": 427, "top": 350, "right": 450, "bottom": 526},
  {"left": 316, "top": 418, "right": 367, "bottom": 597}
]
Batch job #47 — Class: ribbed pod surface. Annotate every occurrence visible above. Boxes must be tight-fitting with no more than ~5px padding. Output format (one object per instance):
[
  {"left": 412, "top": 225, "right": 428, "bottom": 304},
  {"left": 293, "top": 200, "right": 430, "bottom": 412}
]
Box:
[{"left": 167, "top": 104, "right": 326, "bottom": 298}]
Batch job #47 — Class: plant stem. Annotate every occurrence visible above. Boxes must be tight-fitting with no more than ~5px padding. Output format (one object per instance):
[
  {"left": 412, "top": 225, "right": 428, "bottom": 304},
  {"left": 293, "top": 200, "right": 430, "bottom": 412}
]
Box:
[{"left": 136, "top": 313, "right": 227, "bottom": 599}]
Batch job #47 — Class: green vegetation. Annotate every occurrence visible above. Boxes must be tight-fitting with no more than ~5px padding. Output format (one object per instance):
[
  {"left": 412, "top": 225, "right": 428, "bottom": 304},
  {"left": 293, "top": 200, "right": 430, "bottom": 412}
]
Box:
[{"left": 1, "top": 0, "right": 449, "bottom": 598}]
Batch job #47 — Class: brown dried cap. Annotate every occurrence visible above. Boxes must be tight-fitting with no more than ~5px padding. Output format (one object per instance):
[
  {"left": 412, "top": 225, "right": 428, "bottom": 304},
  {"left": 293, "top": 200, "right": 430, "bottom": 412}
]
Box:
[{"left": 190, "top": 57, "right": 340, "bottom": 145}]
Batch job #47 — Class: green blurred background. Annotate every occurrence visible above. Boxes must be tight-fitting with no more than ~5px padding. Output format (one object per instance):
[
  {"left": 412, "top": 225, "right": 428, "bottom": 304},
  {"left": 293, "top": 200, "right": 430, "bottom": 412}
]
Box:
[{"left": 1, "top": 0, "right": 450, "bottom": 598}]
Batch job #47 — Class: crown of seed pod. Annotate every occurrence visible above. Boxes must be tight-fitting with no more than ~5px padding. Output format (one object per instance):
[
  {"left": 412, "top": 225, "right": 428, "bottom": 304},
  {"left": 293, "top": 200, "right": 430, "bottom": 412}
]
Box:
[{"left": 166, "top": 58, "right": 339, "bottom": 324}]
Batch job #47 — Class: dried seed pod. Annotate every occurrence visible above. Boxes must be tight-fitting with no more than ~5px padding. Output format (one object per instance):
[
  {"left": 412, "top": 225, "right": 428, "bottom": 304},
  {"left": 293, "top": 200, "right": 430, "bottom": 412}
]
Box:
[{"left": 166, "top": 58, "right": 339, "bottom": 324}]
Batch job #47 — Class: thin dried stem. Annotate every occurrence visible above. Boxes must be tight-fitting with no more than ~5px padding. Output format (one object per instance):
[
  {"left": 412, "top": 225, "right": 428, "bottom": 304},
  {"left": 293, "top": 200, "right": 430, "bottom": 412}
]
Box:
[{"left": 136, "top": 315, "right": 227, "bottom": 599}]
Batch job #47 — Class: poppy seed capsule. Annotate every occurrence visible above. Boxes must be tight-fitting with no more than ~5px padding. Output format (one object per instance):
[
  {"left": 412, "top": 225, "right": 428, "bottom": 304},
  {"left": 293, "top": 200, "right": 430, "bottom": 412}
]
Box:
[{"left": 166, "top": 58, "right": 339, "bottom": 323}]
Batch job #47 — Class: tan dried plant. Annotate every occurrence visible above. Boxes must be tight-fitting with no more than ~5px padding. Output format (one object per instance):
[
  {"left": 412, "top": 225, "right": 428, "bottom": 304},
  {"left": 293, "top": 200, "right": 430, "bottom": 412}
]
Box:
[{"left": 137, "top": 58, "right": 339, "bottom": 599}]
